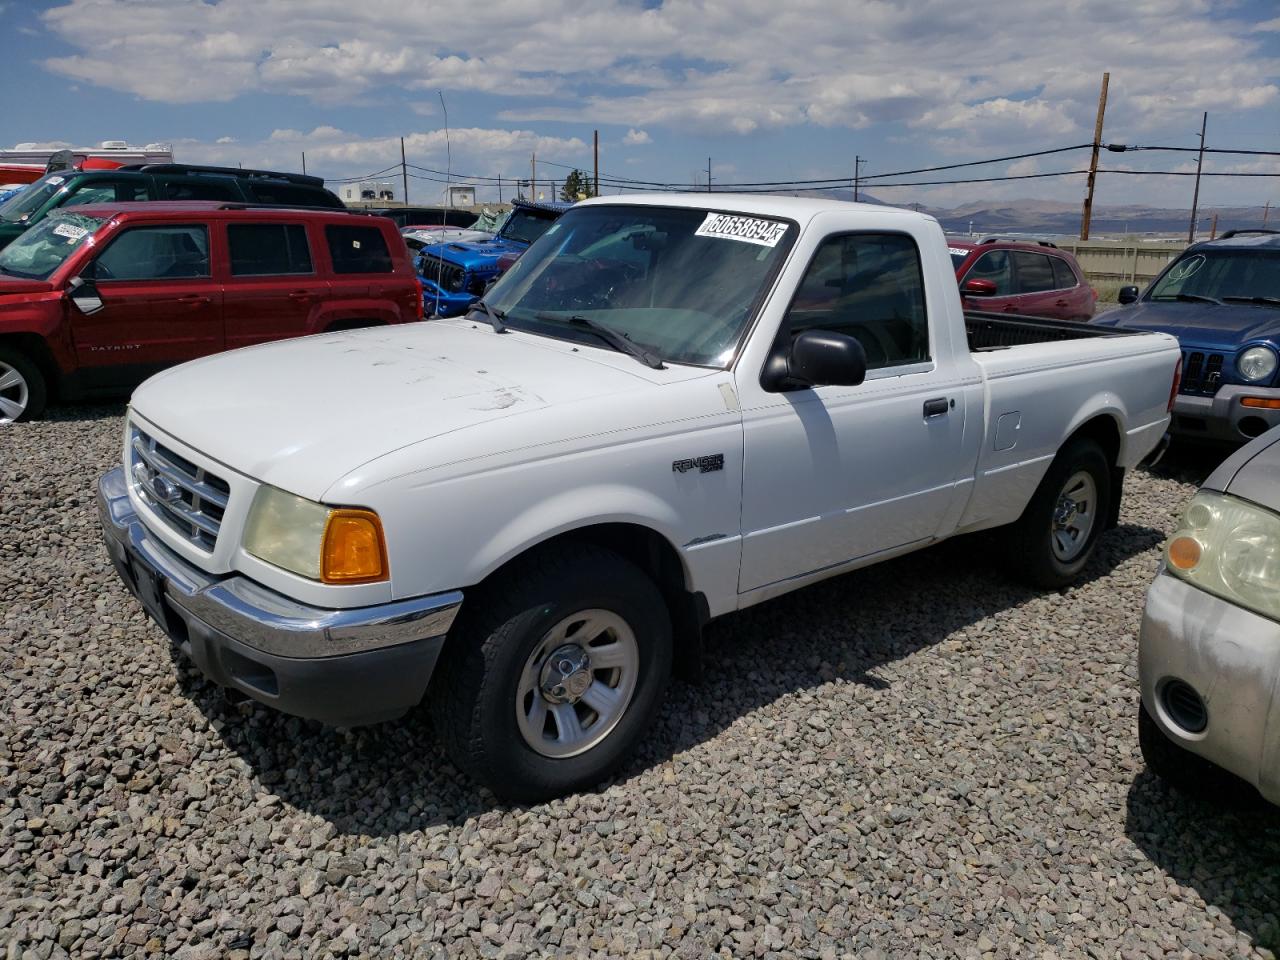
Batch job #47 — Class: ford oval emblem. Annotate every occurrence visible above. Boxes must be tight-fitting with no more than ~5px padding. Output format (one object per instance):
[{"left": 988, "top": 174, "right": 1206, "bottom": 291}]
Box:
[{"left": 150, "top": 474, "right": 181, "bottom": 503}]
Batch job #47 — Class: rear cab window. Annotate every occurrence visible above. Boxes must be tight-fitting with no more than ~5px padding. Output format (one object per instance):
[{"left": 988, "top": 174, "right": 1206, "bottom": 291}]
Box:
[
  {"left": 228, "top": 223, "right": 313, "bottom": 276},
  {"left": 325, "top": 224, "right": 394, "bottom": 274}
]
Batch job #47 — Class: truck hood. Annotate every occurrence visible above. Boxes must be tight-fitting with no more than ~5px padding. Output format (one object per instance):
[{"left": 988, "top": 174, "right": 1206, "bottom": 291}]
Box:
[
  {"left": 426, "top": 237, "right": 526, "bottom": 272},
  {"left": 0, "top": 275, "right": 55, "bottom": 297},
  {"left": 1098, "top": 301, "right": 1280, "bottom": 346},
  {"left": 130, "top": 320, "right": 684, "bottom": 501}
]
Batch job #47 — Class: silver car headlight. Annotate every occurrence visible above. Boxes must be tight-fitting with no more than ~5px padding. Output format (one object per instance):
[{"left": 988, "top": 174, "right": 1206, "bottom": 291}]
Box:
[
  {"left": 242, "top": 486, "right": 389, "bottom": 584},
  {"left": 1165, "top": 490, "right": 1280, "bottom": 621},
  {"left": 1237, "top": 346, "right": 1277, "bottom": 383}
]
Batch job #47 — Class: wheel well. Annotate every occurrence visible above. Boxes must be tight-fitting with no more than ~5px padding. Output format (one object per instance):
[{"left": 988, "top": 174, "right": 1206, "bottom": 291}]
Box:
[
  {"left": 324, "top": 319, "right": 385, "bottom": 332},
  {"left": 1066, "top": 414, "right": 1124, "bottom": 529},
  {"left": 484, "top": 523, "right": 709, "bottom": 679},
  {"left": 0, "top": 333, "right": 59, "bottom": 391}
]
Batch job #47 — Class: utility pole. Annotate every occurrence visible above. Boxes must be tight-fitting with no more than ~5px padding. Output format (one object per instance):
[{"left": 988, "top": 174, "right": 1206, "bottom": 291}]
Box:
[
  {"left": 707, "top": 157, "right": 712, "bottom": 192},
  {"left": 400, "top": 137, "right": 409, "bottom": 204},
  {"left": 1210, "top": 212, "right": 1218, "bottom": 239},
  {"left": 301, "top": 151, "right": 306, "bottom": 175},
  {"left": 497, "top": 174, "right": 502, "bottom": 203},
  {"left": 853, "top": 155, "right": 866, "bottom": 202},
  {"left": 1188, "top": 111, "right": 1207, "bottom": 244},
  {"left": 1079, "top": 71, "right": 1109, "bottom": 240},
  {"left": 531, "top": 152, "right": 536, "bottom": 200},
  {"left": 593, "top": 130, "right": 599, "bottom": 197},
  {"left": 1263, "top": 200, "right": 1270, "bottom": 228}
]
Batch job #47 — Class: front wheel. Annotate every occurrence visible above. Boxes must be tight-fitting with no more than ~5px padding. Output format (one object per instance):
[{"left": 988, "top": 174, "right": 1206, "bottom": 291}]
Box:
[
  {"left": 0, "top": 347, "right": 47, "bottom": 424},
  {"left": 431, "top": 543, "right": 673, "bottom": 802},
  {"left": 1002, "top": 436, "right": 1111, "bottom": 588}
]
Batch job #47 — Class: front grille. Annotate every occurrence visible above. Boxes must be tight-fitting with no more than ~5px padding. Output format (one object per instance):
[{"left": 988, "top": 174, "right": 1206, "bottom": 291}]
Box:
[
  {"left": 1179, "top": 350, "right": 1227, "bottom": 396},
  {"left": 418, "top": 254, "right": 467, "bottom": 293},
  {"left": 129, "top": 427, "right": 229, "bottom": 551}
]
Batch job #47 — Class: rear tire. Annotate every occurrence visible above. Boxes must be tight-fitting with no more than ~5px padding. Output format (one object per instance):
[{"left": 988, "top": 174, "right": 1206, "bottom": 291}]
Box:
[
  {"left": 0, "top": 347, "right": 47, "bottom": 423},
  {"left": 431, "top": 543, "right": 673, "bottom": 802},
  {"left": 1002, "top": 436, "right": 1111, "bottom": 588}
]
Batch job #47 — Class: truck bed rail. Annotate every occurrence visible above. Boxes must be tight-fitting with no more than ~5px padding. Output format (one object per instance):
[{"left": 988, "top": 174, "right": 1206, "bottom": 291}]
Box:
[{"left": 965, "top": 311, "right": 1137, "bottom": 352}]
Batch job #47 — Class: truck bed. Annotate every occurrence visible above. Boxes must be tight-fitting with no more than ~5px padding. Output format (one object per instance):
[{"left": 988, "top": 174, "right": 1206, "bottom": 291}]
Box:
[{"left": 965, "top": 311, "right": 1136, "bottom": 352}]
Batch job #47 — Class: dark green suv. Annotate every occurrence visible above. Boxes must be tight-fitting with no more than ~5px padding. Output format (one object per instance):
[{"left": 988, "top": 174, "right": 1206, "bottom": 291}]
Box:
[{"left": 0, "top": 164, "right": 344, "bottom": 251}]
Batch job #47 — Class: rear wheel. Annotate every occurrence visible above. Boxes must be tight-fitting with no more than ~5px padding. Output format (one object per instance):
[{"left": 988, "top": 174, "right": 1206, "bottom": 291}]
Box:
[
  {"left": 431, "top": 543, "right": 673, "bottom": 802},
  {"left": 0, "top": 347, "right": 47, "bottom": 423},
  {"left": 1002, "top": 436, "right": 1111, "bottom": 588}
]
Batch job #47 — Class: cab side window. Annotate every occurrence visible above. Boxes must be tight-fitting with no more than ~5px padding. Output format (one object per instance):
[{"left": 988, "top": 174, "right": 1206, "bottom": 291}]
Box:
[
  {"left": 160, "top": 177, "right": 241, "bottom": 202},
  {"left": 1010, "top": 251, "right": 1055, "bottom": 293},
  {"left": 87, "top": 225, "right": 211, "bottom": 281},
  {"left": 325, "top": 225, "right": 393, "bottom": 274},
  {"left": 62, "top": 179, "right": 150, "bottom": 207},
  {"left": 1051, "top": 256, "right": 1079, "bottom": 290},
  {"left": 785, "top": 233, "right": 929, "bottom": 370},
  {"left": 964, "top": 250, "right": 1013, "bottom": 294},
  {"left": 228, "top": 224, "right": 313, "bottom": 276}
]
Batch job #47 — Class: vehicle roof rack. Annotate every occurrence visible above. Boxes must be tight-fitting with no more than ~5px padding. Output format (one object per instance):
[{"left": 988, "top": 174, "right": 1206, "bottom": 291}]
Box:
[
  {"left": 214, "top": 202, "right": 355, "bottom": 213},
  {"left": 980, "top": 236, "right": 1058, "bottom": 248},
  {"left": 115, "top": 163, "right": 324, "bottom": 187},
  {"left": 1217, "top": 229, "right": 1280, "bottom": 240}
]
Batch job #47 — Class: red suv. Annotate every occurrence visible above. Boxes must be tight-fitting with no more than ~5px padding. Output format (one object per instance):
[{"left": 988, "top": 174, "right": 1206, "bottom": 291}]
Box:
[
  {"left": 0, "top": 202, "right": 421, "bottom": 422},
  {"left": 949, "top": 238, "right": 1096, "bottom": 321}
]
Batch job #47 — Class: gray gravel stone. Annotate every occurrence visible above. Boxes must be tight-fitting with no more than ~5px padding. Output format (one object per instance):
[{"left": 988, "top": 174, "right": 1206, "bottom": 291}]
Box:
[{"left": 2, "top": 408, "right": 1279, "bottom": 959}]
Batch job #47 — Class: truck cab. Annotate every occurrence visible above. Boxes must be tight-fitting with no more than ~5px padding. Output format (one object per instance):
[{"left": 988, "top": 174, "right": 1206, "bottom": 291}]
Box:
[
  {"left": 1094, "top": 230, "right": 1280, "bottom": 443},
  {"left": 417, "top": 199, "right": 571, "bottom": 316}
]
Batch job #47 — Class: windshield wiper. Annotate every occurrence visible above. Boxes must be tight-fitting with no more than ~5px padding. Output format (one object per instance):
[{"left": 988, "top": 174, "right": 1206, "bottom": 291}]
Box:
[
  {"left": 1222, "top": 295, "right": 1280, "bottom": 308},
  {"left": 467, "top": 300, "right": 508, "bottom": 333},
  {"left": 1152, "top": 293, "right": 1223, "bottom": 305},
  {"left": 534, "top": 312, "right": 665, "bottom": 369}
]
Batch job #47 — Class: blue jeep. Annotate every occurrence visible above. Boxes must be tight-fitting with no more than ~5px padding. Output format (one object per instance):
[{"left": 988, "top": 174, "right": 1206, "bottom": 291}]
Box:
[
  {"left": 1094, "top": 230, "right": 1280, "bottom": 444},
  {"left": 417, "top": 199, "right": 571, "bottom": 317}
]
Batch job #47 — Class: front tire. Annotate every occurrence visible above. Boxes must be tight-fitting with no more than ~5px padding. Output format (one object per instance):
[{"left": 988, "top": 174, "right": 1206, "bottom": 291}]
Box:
[
  {"left": 431, "top": 543, "right": 673, "bottom": 802},
  {"left": 1002, "top": 436, "right": 1111, "bottom": 588},
  {"left": 0, "top": 347, "right": 46, "bottom": 423}
]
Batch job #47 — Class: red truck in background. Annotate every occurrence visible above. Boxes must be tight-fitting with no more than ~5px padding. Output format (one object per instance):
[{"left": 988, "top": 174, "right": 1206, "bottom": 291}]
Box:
[{"left": 0, "top": 201, "right": 421, "bottom": 422}]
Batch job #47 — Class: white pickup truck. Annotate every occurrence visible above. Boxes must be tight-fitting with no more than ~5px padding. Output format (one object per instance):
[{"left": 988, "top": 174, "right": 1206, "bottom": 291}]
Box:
[{"left": 99, "top": 194, "right": 1181, "bottom": 800}]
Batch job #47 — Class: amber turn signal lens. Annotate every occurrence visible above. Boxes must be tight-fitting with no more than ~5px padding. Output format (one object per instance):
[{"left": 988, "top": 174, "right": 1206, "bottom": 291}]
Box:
[
  {"left": 1167, "top": 536, "right": 1202, "bottom": 572},
  {"left": 1240, "top": 397, "right": 1280, "bottom": 410},
  {"left": 321, "top": 509, "right": 389, "bottom": 584}
]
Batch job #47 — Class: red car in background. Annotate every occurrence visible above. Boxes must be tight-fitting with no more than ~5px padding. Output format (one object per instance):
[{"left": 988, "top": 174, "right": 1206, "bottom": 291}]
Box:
[{"left": 949, "top": 237, "right": 1096, "bottom": 321}]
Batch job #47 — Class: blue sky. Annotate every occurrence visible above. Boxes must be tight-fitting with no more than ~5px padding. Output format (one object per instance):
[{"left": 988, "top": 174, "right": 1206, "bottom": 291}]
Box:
[{"left": 2, "top": 0, "right": 1278, "bottom": 211}]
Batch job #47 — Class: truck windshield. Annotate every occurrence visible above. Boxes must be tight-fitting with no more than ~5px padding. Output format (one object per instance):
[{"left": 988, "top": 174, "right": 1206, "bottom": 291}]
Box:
[
  {"left": 1149, "top": 249, "right": 1280, "bottom": 304},
  {"left": 0, "top": 212, "right": 103, "bottom": 279},
  {"left": 485, "top": 205, "right": 795, "bottom": 367},
  {"left": 500, "top": 208, "right": 561, "bottom": 246},
  {"left": 0, "top": 174, "right": 66, "bottom": 223}
]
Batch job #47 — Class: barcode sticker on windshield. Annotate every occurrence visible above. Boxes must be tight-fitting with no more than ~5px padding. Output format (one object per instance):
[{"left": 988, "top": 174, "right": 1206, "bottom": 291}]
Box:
[
  {"left": 53, "top": 222, "right": 88, "bottom": 242},
  {"left": 695, "top": 213, "right": 788, "bottom": 247}
]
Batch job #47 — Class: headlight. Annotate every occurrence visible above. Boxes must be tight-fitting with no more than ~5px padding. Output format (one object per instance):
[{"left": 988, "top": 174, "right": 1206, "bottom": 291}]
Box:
[
  {"left": 242, "top": 486, "right": 389, "bottom": 584},
  {"left": 1238, "top": 346, "right": 1277, "bottom": 382},
  {"left": 1165, "top": 490, "right": 1280, "bottom": 621}
]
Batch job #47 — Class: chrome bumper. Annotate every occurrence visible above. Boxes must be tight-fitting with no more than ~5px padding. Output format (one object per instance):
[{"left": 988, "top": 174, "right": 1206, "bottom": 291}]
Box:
[
  {"left": 98, "top": 466, "right": 462, "bottom": 726},
  {"left": 1171, "top": 384, "right": 1280, "bottom": 443},
  {"left": 1139, "top": 571, "right": 1280, "bottom": 804}
]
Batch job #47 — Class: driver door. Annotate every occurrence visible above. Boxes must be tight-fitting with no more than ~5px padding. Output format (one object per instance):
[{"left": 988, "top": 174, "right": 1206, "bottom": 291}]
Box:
[{"left": 70, "top": 223, "right": 223, "bottom": 384}]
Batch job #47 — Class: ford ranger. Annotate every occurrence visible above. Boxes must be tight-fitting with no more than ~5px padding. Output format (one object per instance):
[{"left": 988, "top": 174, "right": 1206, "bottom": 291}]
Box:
[{"left": 98, "top": 195, "right": 1181, "bottom": 800}]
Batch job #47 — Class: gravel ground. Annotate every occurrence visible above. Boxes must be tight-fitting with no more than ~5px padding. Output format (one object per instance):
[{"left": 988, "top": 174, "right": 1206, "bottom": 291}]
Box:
[{"left": 2, "top": 407, "right": 1278, "bottom": 959}]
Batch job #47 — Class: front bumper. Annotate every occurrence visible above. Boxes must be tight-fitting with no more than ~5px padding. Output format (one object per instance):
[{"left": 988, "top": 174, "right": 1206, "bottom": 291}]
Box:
[
  {"left": 1139, "top": 571, "right": 1280, "bottom": 804},
  {"left": 419, "top": 278, "right": 478, "bottom": 318},
  {"left": 1171, "top": 383, "right": 1280, "bottom": 443},
  {"left": 97, "top": 467, "right": 463, "bottom": 727}
]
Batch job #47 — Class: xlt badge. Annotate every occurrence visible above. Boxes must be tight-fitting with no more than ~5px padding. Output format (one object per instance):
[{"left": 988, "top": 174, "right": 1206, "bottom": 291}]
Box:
[{"left": 672, "top": 454, "right": 724, "bottom": 474}]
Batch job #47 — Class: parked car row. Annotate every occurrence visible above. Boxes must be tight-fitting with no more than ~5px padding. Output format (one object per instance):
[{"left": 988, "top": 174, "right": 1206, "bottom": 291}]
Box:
[{"left": 95, "top": 194, "right": 1183, "bottom": 800}]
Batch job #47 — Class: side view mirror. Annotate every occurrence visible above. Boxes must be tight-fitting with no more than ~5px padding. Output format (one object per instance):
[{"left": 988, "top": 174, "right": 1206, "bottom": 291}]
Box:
[
  {"left": 763, "top": 328, "right": 867, "bottom": 391},
  {"left": 67, "top": 275, "right": 104, "bottom": 315},
  {"left": 1118, "top": 285, "right": 1140, "bottom": 305},
  {"left": 962, "top": 278, "right": 998, "bottom": 297}
]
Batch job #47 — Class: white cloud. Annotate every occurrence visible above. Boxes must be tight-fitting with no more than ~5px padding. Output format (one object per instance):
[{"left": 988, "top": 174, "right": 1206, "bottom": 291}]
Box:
[{"left": 622, "top": 129, "right": 651, "bottom": 146}]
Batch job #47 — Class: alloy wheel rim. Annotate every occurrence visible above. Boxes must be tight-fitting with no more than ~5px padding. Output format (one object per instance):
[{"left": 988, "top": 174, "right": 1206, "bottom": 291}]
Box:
[
  {"left": 515, "top": 608, "right": 640, "bottom": 759},
  {"left": 0, "top": 361, "right": 29, "bottom": 424},
  {"left": 1051, "top": 470, "right": 1097, "bottom": 562}
]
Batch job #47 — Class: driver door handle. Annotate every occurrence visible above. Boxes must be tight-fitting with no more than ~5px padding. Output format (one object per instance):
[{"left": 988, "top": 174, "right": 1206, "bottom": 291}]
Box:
[
  {"left": 923, "top": 397, "right": 950, "bottom": 418},
  {"left": 288, "top": 291, "right": 313, "bottom": 301},
  {"left": 178, "top": 294, "right": 211, "bottom": 306}
]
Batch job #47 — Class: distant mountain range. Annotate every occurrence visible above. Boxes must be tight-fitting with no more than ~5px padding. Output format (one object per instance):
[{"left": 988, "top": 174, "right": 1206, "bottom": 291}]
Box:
[{"left": 806, "top": 189, "right": 1274, "bottom": 238}]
